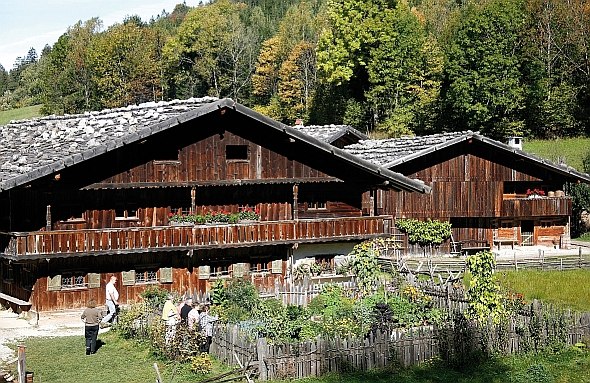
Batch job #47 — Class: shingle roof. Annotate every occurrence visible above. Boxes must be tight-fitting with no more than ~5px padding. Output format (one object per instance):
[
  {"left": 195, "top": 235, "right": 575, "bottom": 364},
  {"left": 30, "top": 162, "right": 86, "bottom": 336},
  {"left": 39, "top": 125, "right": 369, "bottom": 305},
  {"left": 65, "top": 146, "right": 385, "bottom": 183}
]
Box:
[
  {"left": 0, "top": 97, "right": 218, "bottom": 188},
  {"left": 344, "top": 131, "right": 471, "bottom": 166},
  {"left": 291, "top": 124, "right": 368, "bottom": 144},
  {"left": 0, "top": 98, "right": 431, "bottom": 194},
  {"left": 343, "top": 131, "right": 590, "bottom": 182}
]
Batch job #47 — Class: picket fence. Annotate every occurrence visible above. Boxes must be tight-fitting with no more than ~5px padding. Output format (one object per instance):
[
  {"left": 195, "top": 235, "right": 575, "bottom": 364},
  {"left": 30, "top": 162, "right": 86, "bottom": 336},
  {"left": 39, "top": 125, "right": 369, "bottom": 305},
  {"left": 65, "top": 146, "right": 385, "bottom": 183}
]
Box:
[
  {"left": 211, "top": 281, "right": 590, "bottom": 380},
  {"left": 210, "top": 325, "right": 438, "bottom": 380}
]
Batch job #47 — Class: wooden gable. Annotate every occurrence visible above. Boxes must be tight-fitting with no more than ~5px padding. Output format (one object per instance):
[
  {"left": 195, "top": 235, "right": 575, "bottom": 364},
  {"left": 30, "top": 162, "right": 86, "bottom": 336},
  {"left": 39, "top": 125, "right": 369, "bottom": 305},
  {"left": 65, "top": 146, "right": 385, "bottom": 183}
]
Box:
[{"left": 98, "top": 129, "right": 329, "bottom": 186}]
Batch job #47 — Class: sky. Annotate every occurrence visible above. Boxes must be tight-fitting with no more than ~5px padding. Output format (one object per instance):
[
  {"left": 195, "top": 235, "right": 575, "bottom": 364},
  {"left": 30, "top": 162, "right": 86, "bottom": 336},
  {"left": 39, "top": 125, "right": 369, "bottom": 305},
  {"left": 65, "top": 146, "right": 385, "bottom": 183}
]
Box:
[{"left": 0, "top": 0, "right": 190, "bottom": 70}]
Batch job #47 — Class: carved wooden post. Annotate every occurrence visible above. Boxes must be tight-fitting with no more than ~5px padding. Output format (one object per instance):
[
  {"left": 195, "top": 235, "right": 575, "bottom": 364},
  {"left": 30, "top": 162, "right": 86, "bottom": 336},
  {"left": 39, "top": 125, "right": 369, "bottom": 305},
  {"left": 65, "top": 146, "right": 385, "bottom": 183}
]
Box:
[
  {"left": 293, "top": 184, "right": 299, "bottom": 221},
  {"left": 369, "top": 190, "right": 375, "bottom": 217},
  {"left": 17, "top": 344, "right": 26, "bottom": 383},
  {"left": 190, "top": 187, "right": 196, "bottom": 214},
  {"left": 45, "top": 205, "right": 52, "bottom": 231}
]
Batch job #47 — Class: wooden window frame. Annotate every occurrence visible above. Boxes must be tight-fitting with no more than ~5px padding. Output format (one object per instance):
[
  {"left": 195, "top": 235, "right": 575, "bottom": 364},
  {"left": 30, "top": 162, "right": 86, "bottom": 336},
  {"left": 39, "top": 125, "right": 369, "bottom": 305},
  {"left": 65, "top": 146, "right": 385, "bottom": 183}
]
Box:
[
  {"left": 249, "top": 260, "right": 271, "bottom": 274},
  {"left": 114, "top": 208, "right": 140, "bottom": 221},
  {"left": 60, "top": 273, "right": 87, "bottom": 290},
  {"left": 135, "top": 270, "right": 158, "bottom": 285},
  {"left": 307, "top": 201, "right": 327, "bottom": 211},
  {"left": 210, "top": 264, "right": 232, "bottom": 279}
]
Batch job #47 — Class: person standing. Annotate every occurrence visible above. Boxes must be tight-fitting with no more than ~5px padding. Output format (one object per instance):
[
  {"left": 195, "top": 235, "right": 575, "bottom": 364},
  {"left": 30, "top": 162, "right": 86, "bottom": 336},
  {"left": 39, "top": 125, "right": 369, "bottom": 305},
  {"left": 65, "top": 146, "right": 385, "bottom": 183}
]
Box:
[
  {"left": 161, "top": 294, "right": 180, "bottom": 345},
  {"left": 101, "top": 275, "right": 119, "bottom": 327},
  {"left": 81, "top": 299, "right": 103, "bottom": 355},
  {"left": 179, "top": 297, "right": 193, "bottom": 324},
  {"left": 198, "top": 303, "right": 218, "bottom": 353},
  {"left": 187, "top": 302, "right": 201, "bottom": 331}
]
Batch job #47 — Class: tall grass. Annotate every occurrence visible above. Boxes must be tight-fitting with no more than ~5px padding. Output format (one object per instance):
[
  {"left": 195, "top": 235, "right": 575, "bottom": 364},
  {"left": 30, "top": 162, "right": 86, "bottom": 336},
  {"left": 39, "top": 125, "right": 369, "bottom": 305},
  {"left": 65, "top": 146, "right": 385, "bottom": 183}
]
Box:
[
  {"left": 497, "top": 269, "right": 590, "bottom": 311},
  {"left": 0, "top": 105, "right": 42, "bottom": 125},
  {"left": 523, "top": 137, "right": 590, "bottom": 172}
]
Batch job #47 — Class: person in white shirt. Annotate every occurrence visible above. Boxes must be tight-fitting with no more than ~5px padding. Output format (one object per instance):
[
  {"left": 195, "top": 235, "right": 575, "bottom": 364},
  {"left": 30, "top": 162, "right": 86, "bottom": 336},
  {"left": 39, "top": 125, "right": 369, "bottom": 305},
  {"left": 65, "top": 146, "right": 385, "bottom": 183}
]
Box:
[
  {"left": 198, "top": 303, "right": 218, "bottom": 353},
  {"left": 101, "top": 275, "right": 119, "bottom": 326}
]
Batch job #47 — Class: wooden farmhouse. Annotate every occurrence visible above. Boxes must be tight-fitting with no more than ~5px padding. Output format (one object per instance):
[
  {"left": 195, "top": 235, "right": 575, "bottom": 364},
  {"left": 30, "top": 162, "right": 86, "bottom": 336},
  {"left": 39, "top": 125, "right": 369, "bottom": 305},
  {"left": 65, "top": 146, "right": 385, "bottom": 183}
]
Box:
[
  {"left": 0, "top": 98, "right": 430, "bottom": 312},
  {"left": 343, "top": 131, "right": 590, "bottom": 252}
]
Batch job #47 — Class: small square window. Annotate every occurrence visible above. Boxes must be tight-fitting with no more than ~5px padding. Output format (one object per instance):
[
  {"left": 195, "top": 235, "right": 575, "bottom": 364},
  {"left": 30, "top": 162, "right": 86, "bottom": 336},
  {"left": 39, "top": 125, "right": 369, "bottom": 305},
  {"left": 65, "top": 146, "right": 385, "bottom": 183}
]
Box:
[
  {"left": 135, "top": 270, "right": 158, "bottom": 284},
  {"left": 210, "top": 265, "right": 231, "bottom": 278},
  {"left": 61, "top": 274, "right": 86, "bottom": 289},
  {"left": 226, "top": 145, "right": 249, "bottom": 161}
]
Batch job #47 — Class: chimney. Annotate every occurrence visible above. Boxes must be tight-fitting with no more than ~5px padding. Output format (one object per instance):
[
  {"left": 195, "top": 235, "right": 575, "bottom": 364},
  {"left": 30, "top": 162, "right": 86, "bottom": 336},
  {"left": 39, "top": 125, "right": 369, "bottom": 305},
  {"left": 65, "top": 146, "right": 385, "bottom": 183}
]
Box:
[{"left": 506, "top": 136, "right": 523, "bottom": 150}]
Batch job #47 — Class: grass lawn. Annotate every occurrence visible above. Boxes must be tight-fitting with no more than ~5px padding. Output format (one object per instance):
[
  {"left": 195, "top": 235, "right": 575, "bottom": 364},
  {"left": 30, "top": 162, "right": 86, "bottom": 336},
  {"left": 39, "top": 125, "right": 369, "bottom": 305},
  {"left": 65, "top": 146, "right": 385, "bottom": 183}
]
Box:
[
  {"left": 17, "top": 331, "right": 226, "bottom": 383},
  {"left": 0, "top": 105, "right": 42, "bottom": 125},
  {"left": 13, "top": 333, "right": 590, "bottom": 383},
  {"left": 523, "top": 137, "right": 590, "bottom": 172},
  {"left": 497, "top": 269, "right": 590, "bottom": 311}
]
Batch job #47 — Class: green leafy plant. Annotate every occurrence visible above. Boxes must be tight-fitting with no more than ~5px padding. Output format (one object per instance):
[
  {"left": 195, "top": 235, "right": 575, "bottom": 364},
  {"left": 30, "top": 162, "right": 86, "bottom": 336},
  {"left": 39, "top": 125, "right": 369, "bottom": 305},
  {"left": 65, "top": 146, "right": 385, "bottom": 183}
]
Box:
[
  {"left": 212, "top": 278, "right": 260, "bottom": 323},
  {"left": 190, "top": 353, "right": 213, "bottom": 375},
  {"left": 395, "top": 218, "right": 452, "bottom": 254},
  {"left": 348, "top": 239, "right": 382, "bottom": 296},
  {"left": 168, "top": 207, "right": 260, "bottom": 225},
  {"left": 465, "top": 250, "right": 507, "bottom": 324}
]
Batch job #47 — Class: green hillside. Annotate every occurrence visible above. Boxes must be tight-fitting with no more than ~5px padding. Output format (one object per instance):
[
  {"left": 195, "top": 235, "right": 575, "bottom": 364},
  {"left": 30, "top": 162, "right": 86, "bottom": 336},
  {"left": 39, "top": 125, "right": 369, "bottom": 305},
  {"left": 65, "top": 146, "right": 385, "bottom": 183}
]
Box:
[
  {"left": 0, "top": 104, "right": 42, "bottom": 125},
  {"left": 523, "top": 137, "right": 590, "bottom": 172}
]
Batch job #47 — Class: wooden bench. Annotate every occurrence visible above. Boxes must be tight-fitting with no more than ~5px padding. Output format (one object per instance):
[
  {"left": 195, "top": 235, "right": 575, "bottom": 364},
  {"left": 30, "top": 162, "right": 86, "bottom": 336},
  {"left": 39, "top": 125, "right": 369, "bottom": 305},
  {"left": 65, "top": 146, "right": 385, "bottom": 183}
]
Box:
[
  {"left": 493, "top": 237, "right": 518, "bottom": 250},
  {"left": 0, "top": 292, "right": 32, "bottom": 314},
  {"left": 460, "top": 240, "right": 490, "bottom": 256}
]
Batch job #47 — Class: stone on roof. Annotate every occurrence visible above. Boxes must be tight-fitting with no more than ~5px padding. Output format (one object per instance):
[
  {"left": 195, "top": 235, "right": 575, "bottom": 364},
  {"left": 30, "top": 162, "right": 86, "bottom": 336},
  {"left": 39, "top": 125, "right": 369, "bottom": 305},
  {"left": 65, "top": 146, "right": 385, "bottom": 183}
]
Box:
[
  {"left": 344, "top": 131, "right": 472, "bottom": 166},
  {"left": 0, "top": 97, "right": 218, "bottom": 185},
  {"left": 291, "top": 124, "right": 367, "bottom": 144}
]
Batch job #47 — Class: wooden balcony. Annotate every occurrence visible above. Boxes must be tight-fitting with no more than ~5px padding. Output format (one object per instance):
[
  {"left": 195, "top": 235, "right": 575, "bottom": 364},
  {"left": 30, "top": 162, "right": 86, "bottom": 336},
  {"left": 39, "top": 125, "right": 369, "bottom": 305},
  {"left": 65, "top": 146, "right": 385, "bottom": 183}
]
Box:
[
  {"left": 1, "top": 216, "right": 393, "bottom": 260},
  {"left": 501, "top": 197, "right": 571, "bottom": 217}
]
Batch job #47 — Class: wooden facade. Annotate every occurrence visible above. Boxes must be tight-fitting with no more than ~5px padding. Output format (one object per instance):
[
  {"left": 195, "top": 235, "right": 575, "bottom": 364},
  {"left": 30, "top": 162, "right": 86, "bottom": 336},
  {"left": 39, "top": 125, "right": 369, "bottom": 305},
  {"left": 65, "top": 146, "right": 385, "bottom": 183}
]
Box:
[
  {"left": 363, "top": 137, "right": 588, "bottom": 249},
  {"left": 0, "top": 98, "right": 427, "bottom": 312}
]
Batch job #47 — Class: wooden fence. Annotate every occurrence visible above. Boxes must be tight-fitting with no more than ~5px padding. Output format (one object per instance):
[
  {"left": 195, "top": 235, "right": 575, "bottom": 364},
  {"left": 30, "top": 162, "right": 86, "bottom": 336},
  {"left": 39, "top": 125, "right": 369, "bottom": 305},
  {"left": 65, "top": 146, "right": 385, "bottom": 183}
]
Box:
[
  {"left": 210, "top": 326, "right": 439, "bottom": 380},
  {"left": 210, "top": 300, "right": 590, "bottom": 380}
]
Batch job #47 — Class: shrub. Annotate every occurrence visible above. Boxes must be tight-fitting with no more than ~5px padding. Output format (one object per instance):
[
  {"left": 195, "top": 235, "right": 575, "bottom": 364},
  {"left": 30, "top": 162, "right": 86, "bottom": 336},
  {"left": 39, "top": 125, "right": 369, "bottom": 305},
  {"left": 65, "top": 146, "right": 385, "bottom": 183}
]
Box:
[
  {"left": 212, "top": 278, "right": 261, "bottom": 323},
  {"left": 191, "top": 353, "right": 213, "bottom": 375}
]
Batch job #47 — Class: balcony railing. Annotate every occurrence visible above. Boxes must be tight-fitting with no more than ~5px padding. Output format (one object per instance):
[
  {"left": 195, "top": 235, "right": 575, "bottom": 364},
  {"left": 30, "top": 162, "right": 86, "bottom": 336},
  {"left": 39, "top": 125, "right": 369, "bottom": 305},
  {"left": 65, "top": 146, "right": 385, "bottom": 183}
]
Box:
[
  {"left": 501, "top": 196, "right": 571, "bottom": 217},
  {"left": 1, "top": 216, "right": 393, "bottom": 260}
]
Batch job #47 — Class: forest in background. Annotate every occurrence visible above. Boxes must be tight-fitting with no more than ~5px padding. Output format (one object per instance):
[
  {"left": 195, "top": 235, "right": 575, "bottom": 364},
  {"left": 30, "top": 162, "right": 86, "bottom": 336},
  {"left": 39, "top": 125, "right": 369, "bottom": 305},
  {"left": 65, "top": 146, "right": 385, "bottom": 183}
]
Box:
[{"left": 1, "top": 0, "right": 590, "bottom": 140}]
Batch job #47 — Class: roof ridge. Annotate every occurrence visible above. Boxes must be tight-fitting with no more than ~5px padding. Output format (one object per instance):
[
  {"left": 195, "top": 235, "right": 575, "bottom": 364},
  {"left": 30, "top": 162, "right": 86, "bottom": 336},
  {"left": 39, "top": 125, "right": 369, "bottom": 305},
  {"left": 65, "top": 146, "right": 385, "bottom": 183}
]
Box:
[{"left": 3, "top": 96, "right": 219, "bottom": 126}]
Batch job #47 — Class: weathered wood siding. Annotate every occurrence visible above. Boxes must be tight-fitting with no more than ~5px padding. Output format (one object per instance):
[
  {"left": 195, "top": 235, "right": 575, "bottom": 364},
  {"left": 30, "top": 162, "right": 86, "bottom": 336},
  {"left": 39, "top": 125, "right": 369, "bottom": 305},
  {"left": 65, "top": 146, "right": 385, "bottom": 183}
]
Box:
[
  {"left": 4, "top": 246, "right": 289, "bottom": 312},
  {"left": 368, "top": 153, "right": 571, "bottom": 245},
  {"left": 100, "top": 131, "right": 329, "bottom": 185}
]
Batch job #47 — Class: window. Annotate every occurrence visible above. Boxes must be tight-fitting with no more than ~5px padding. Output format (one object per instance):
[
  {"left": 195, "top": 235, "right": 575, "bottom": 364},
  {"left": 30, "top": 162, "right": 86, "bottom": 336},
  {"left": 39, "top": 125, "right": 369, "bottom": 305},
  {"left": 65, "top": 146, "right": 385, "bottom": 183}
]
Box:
[
  {"left": 315, "top": 255, "right": 335, "bottom": 274},
  {"left": 115, "top": 207, "right": 139, "bottom": 221},
  {"left": 210, "top": 264, "right": 231, "bottom": 278},
  {"left": 61, "top": 274, "right": 86, "bottom": 289},
  {"left": 135, "top": 270, "right": 158, "bottom": 284},
  {"left": 250, "top": 260, "right": 271, "bottom": 274},
  {"left": 307, "top": 202, "right": 327, "bottom": 210},
  {"left": 226, "top": 145, "right": 249, "bottom": 161}
]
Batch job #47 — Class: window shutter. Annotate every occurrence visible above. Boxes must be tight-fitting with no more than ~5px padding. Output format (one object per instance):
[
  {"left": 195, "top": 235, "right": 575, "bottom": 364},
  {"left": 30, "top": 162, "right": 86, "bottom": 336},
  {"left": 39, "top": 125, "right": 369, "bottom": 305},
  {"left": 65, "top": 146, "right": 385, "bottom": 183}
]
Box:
[
  {"left": 199, "top": 266, "right": 210, "bottom": 280},
  {"left": 47, "top": 275, "right": 61, "bottom": 291},
  {"left": 271, "top": 260, "right": 283, "bottom": 274},
  {"left": 88, "top": 273, "right": 101, "bottom": 288},
  {"left": 232, "top": 263, "right": 248, "bottom": 278},
  {"left": 121, "top": 271, "right": 135, "bottom": 286},
  {"left": 159, "top": 267, "right": 173, "bottom": 283}
]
